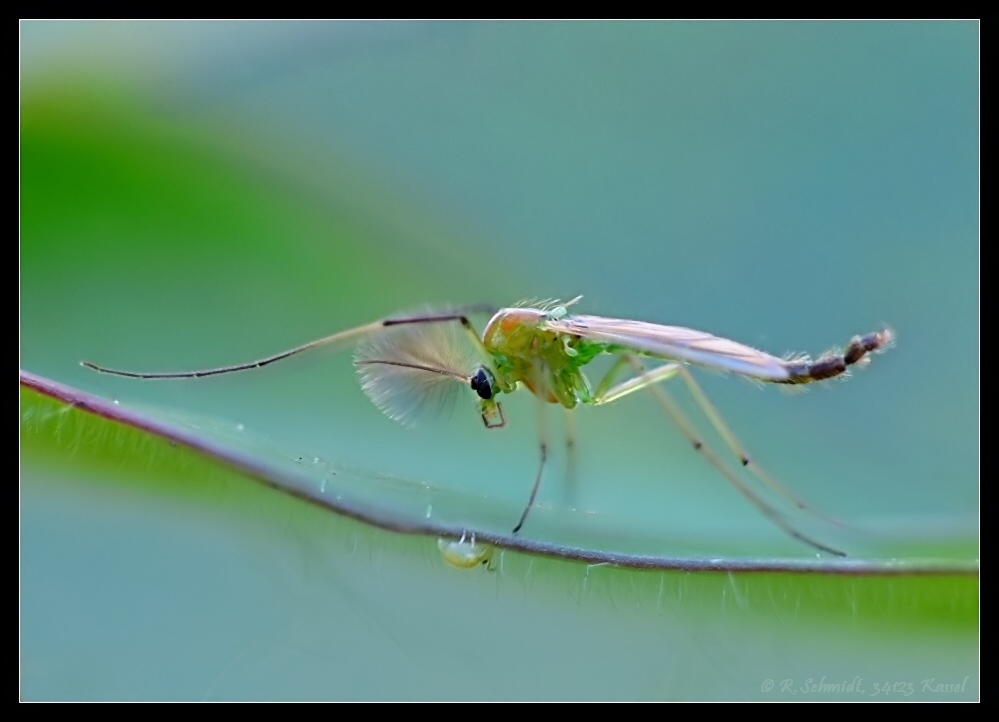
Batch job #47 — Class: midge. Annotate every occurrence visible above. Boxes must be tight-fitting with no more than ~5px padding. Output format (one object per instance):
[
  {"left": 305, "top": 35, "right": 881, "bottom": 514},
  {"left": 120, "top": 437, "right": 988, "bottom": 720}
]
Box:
[{"left": 82, "top": 297, "right": 894, "bottom": 556}]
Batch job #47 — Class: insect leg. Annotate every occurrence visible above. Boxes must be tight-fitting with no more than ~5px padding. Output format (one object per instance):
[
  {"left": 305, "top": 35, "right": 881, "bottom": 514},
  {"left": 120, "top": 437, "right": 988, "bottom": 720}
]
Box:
[
  {"left": 81, "top": 304, "right": 498, "bottom": 379},
  {"left": 512, "top": 392, "right": 550, "bottom": 534},
  {"left": 591, "top": 361, "right": 682, "bottom": 404},
  {"left": 591, "top": 356, "right": 632, "bottom": 399},
  {"left": 564, "top": 408, "right": 578, "bottom": 502},
  {"left": 671, "top": 365, "right": 841, "bottom": 525},
  {"left": 592, "top": 355, "right": 845, "bottom": 557}
]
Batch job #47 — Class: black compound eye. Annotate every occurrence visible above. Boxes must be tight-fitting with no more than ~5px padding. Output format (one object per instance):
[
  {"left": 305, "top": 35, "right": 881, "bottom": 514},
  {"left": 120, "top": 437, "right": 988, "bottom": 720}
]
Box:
[{"left": 470, "top": 368, "right": 494, "bottom": 400}]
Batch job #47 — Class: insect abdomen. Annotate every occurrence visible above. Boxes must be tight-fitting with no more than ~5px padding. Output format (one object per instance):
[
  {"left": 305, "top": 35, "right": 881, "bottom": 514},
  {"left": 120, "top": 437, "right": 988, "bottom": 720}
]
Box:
[{"left": 781, "top": 329, "right": 894, "bottom": 384}]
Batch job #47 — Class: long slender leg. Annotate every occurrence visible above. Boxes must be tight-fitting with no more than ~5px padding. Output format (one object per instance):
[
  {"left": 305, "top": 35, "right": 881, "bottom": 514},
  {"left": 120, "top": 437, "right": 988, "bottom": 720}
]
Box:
[
  {"left": 564, "top": 408, "right": 578, "bottom": 503},
  {"left": 592, "top": 362, "right": 683, "bottom": 404},
  {"left": 592, "top": 362, "right": 838, "bottom": 524},
  {"left": 592, "top": 356, "right": 632, "bottom": 399},
  {"left": 591, "top": 355, "right": 845, "bottom": 556},
  {"left": 512, "top": 391, "right": 550, "bottom": 534},
  {"left": 671, "top": 365, "right": 841, "bottom": 525},
  {"left": 81, "top": 304, "right": 499, "bottom": 379}
]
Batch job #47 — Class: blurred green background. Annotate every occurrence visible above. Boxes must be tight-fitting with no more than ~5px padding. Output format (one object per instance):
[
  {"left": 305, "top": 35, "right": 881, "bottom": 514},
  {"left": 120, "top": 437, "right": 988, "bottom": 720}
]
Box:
[{"left": 21, "top": 21, "right": 978, "bottom": 700}]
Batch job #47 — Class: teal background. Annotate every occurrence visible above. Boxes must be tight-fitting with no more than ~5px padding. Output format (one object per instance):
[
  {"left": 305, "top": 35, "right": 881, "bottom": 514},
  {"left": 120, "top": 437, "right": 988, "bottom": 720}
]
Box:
[{"left": 21, "top": 22, "right": 978, "bottom": 700}]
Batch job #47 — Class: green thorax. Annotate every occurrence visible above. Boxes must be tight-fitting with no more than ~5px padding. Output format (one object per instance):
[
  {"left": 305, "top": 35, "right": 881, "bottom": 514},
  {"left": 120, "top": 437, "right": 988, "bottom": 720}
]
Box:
[{"left": 482, "top": 308, "right": 606, "bottom": 408}]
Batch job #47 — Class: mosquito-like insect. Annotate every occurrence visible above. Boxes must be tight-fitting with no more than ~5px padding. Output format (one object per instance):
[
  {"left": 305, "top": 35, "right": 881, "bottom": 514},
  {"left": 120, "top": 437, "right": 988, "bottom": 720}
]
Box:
[{"left": 82, "top": 296, "right": 894, "bottom": 556}]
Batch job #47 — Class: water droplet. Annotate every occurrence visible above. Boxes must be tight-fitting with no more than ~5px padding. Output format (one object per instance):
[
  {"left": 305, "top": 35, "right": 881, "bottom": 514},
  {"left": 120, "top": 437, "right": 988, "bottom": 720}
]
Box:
[
  {"left": 112, "top": 399, "right": 120, "bottom": 405},
  {"left": 425, "top": 504, "right": 433, "bottom": 519},
  {"left": 236, "top": 423, "right": 244, "bottom": 432}
]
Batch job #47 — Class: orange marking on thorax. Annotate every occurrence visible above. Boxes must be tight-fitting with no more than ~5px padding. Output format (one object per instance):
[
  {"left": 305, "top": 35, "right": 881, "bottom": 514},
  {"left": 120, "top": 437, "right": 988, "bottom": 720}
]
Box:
[{"left": 498, "top": 311, "right": 538, "bottom": 336}]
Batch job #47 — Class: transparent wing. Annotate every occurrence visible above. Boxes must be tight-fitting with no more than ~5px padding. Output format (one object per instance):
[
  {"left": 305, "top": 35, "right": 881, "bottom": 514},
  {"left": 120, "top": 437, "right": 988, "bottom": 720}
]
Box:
[
  {"left": 547, "top": 314, "right": 793, "bottom": 381},
  {"left": 354, "top": 317, "right": 481, "bottom": 426}
]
